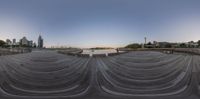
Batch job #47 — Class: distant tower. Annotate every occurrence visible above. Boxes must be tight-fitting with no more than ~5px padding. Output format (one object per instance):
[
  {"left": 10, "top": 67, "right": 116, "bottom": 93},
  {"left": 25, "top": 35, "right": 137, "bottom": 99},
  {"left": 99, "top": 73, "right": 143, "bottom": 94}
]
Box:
[
  {"left": 144, "top": 37, "right": 147, "bottom": 44},
  {"left": 12, "top": 39, "right": 16, "bottom": 45},
  {"left": 38, "top": 35, "right": 43, "bottom": 48}
]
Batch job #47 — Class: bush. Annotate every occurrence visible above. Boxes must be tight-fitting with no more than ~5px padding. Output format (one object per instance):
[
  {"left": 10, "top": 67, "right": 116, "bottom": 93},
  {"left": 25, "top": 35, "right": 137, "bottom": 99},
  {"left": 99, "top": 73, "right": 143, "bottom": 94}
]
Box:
[{"left": 125, "top": 43, "right": 141, "bottom": 49}]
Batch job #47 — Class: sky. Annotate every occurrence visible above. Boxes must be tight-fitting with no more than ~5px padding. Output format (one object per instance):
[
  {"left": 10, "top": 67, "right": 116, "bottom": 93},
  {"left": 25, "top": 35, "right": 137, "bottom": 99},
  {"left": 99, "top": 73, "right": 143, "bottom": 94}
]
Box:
[{"left": 0, "top": 0, "right": 200, "bottom": 48}]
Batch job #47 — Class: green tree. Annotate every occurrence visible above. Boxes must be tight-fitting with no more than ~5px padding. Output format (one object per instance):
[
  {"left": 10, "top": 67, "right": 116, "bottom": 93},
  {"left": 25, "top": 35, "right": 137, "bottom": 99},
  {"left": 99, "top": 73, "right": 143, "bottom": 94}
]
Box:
[
  {"left": 164, "top": 43, "right": 172, "bottom": 48},
  {"left": 198, "top": 40, "right": 200, "bottom": 47},
  {"left": 125, "top": 43, "right": 141, "bottom": 49},
  {"left": 147, "top": 42, "right": 152, "bottom": 45},
  {"left": 0, "top": 40, "right": 6, "bottom": 47},
  {"left": 180, "top": 43, "right": 187, "bottom": 48}
]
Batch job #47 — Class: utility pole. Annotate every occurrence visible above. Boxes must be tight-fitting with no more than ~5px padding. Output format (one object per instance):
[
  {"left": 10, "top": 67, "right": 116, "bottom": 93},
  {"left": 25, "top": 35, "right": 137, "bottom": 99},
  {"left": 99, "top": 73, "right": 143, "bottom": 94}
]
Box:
[{"left": 144, "top": 37, "right": 147, "bottom": 49}]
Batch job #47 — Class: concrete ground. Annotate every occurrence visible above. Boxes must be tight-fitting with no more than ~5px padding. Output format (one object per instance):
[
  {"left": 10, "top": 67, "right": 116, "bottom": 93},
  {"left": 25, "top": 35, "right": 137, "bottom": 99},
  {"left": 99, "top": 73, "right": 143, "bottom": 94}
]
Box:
[{"left": 0, "top": 50, "right": 200, "bottom": 99}]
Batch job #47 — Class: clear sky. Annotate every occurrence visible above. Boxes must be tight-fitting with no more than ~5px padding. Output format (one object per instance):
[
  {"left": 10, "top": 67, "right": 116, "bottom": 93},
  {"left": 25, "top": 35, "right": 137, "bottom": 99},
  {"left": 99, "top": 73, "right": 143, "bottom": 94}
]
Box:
[{"left": 0, "top": 0, "right": 200, "bottom": 48}]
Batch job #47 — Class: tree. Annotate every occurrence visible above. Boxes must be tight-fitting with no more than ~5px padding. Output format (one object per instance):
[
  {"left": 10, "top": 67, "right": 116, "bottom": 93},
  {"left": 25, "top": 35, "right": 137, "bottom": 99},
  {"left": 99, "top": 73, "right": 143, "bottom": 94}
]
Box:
[
  {"left": 0, "top": 40, "right": 6, "bottom": 47},
  {"left": 125, "top": 43, "right": 141, "bottom": 49},
  {"left": 188, "top": 41, "right": 195, "bottom": 48},
  {"left": 189, "top": 41, "right": 194, "bottom": 43},
  {"left": 147, "top": 42, "right": 152, "bottom": 45},
  {"left": 145, "top": 42, "right": 154, "bottom": 48},
  {"left": 164, "top": 43, "right": 172, "bottom": 48},
  {"left": 179, "top": 43, "right": 187, "bottom": 48},
  {"left": 198, "top": 40, "right": 200, "bottom": 47}
]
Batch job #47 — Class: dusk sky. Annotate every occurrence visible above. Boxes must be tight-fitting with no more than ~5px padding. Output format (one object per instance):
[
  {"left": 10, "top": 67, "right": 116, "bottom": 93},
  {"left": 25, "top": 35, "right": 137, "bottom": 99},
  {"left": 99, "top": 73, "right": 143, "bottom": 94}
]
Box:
[{"left": 0, "top": 0, "right": 200, "bottom": 48}]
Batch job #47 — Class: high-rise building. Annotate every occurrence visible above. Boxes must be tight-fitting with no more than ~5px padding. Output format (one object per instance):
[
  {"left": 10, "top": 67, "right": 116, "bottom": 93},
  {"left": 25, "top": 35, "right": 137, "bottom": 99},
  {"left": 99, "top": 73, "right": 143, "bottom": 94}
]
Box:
[
  {"left": 13, "top": 39, "right": 16, "bottom": 45},
  {"left": 38, "top": 35, "right": 43, "bottom": 48},
  {"left": 28, "top": 40, "right": 33, "bottom": 47},
  {"left": 20, "top": 37, "right": 29, "bottom": 46},
  {"left": 6, "top": 39, "right": 12, "bottom": 45}
]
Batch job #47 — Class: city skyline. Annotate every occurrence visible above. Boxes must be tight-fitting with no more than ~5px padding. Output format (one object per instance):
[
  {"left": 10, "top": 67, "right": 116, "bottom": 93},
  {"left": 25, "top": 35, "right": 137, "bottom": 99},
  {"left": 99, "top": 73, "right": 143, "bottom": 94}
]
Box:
[
  {"left": 2, "top": 35, "right": 43, "bottom": 48},
  {"left": 0, "top": 0, "right": 200, "bottom": 48}
]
